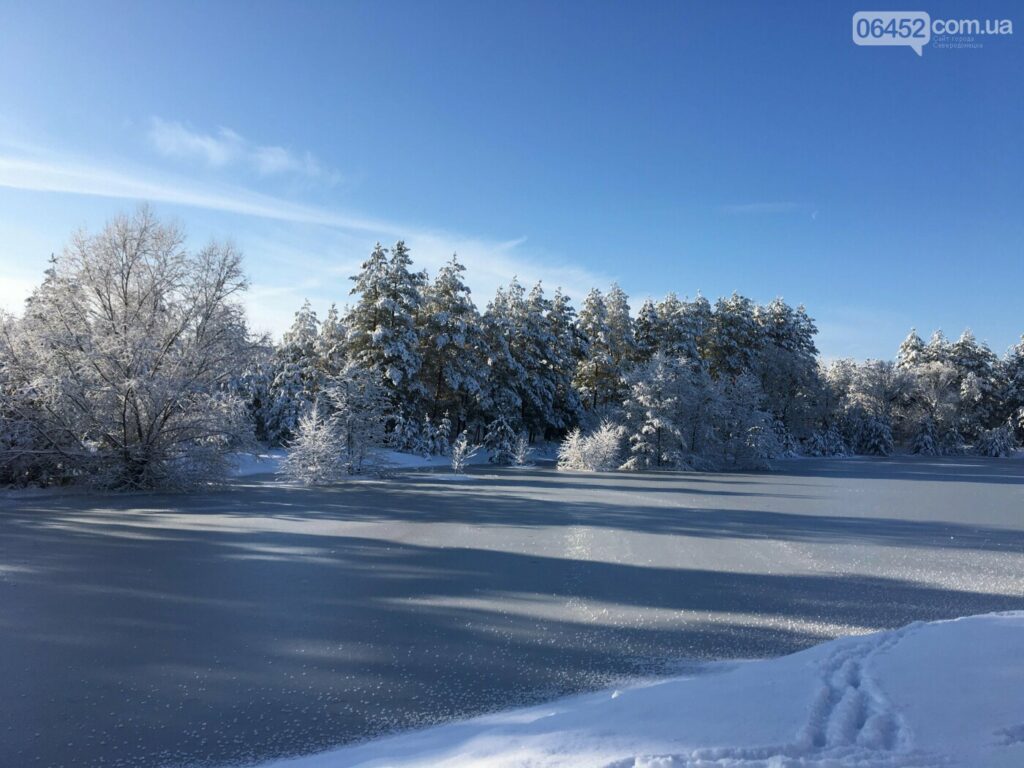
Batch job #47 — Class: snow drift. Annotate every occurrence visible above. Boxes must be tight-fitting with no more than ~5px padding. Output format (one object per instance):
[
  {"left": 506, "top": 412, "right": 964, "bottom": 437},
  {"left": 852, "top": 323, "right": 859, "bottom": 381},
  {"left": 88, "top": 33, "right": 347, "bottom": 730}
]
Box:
[{"left": 264, "top": 612, "right": 1024, "bottom": 768}]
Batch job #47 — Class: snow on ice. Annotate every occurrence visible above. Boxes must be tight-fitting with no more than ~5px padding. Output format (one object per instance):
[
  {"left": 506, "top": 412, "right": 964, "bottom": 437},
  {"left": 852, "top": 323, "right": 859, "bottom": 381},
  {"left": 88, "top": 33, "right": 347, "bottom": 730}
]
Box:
[{"left": 263, "top": 613, "right": 1024, "bottom": 768}]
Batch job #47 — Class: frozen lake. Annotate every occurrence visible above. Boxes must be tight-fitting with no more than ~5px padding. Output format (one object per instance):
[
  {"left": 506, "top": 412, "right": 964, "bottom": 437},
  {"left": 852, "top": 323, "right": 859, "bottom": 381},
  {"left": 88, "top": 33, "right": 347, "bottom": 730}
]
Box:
[{"left": 2, "top": 457, "right": 1022, "bottom": 767}]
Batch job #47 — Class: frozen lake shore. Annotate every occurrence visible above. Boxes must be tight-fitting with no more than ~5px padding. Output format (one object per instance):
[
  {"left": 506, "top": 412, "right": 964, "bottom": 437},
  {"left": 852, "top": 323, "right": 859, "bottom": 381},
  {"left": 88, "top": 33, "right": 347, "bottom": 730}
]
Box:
[{"left": 1, "top": 457, "right": 1022, "bottom": 767}]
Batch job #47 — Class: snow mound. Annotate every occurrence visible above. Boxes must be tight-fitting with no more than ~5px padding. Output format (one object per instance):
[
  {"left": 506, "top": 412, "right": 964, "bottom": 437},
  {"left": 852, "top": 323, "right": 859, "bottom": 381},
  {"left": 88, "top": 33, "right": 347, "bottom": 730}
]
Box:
[
  {"left": 230, "top": 450, "right": 287, "bottom": 476},
  {"left": 262, "top": 612, "right": 1024, "bottom": 768},
  {"left": 229, "top": 448, "right": 494, "bottom": 479}
]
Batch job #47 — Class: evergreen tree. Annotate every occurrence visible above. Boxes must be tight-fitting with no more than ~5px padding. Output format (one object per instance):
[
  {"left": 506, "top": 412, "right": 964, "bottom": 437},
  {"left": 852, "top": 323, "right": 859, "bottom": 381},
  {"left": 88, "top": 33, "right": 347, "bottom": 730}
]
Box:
[
  {"left": 949, "top": 330, "right": 1000, "bottom": 437},
  {"left": 326, "top": 362, "right": 389, "bottom": 474},
  {"left": 1003, "top": 336, "right": 1024, "bottom": 438},
  {"left": 546, "top": 289, "right": 585, "bottom": 433},
  {"left": 575, "top": 287, "right": 631, "bottom": 410},
  {"left": 484, "top": 415, "right": 516, "bottom": 465},
  {"left": 707, "top": 293, "right": 759, "bottom": 378},
  {"left": 418, "top": 255, "right": 486, "bottom": 427},
  {"left": 633, "top": 298, "right": 660, "bottom": 363},
  {"left": 896, "top": 329, "right": 926, "bottom": 369},
  {"left": 267, "top": 300, "right": 321, "bottom": 443},
  {"left": 573, "top": 288, "right": 610, "bottom": 410},
  {"left": 345, "top": 241, "right": 426, "bottom": 417},
  {"left": 480, "top": 281, "right": 529, "bottom": 428},
  {"left": 316, "top": 303, "right": 348, "bottom": 379}
]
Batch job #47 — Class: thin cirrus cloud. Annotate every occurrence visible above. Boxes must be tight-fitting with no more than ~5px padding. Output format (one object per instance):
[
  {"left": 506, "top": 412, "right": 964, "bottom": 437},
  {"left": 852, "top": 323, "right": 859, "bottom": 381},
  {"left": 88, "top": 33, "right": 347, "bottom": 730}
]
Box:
[
  {"left": 0, "top": 144, "right": 613, "bottom": 333},
  {"left": 148, "top": 118, "right": 334, "bottom": 181}
]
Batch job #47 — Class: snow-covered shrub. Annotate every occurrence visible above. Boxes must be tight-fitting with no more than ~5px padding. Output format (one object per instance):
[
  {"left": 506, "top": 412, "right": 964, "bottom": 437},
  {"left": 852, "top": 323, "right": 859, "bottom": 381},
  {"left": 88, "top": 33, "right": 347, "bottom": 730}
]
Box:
[
  {"left": 484, "top": 415, "right": 516, "bottom": 465},
  {"left": 940, "top": 427, "right": 966, "bottom": 456},
  {"left": 974, "top": 424, "right": 1017, "bottom": 458},
  {"left": 910, "top": 419, "right": 940, "bottom": 456},
  {"left": 856, "top": 417, "right": 894, "bottom": 456},
  {"left": 804, "top": 426, "right": 849, "bottom": 457},
  {"left": 557, "top": 428, "right": 585, "bottom": 470},
  {"left": 450, "top": 431, "right": 480, "bottom": 473},
  {"left": 772, "top": 421, "right": 800, "bottom": 458},
  {"left": 512, "top": 433, "right": 534, "bottom": 466},
  {"left": 557, "top": 421, "right": 625, "bottom": 471},
  {"left": 280, "top": 410, "right": 343, "bottom": 485}
]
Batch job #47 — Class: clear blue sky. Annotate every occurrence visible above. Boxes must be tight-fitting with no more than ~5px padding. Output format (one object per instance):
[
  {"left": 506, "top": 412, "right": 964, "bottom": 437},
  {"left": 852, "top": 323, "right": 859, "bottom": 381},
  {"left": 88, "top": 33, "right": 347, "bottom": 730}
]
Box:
[{"left": 0, "top": 0, "right": 1021, "bottom": 358}]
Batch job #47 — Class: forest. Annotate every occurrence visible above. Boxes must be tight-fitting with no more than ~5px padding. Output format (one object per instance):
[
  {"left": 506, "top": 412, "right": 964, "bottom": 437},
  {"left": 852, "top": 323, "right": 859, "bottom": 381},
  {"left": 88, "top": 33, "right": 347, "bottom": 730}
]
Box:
[{"left": 2, "top": 208, "right": 1022, "bottom": 488}]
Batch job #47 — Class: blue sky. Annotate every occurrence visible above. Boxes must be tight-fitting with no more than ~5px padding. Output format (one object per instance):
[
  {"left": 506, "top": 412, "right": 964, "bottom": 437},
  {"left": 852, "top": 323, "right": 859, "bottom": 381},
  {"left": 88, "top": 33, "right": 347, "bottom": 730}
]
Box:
[{"left": 0, "top": 0, "right": 1021, "bottom": 358}]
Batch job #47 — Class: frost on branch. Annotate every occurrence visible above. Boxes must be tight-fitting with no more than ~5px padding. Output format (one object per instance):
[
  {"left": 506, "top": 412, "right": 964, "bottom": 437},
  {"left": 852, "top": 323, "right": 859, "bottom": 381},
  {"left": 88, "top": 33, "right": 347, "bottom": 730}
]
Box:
[
  {"left": 0, "top": 207, "right": 254, "bottom": 489},
  {"left": 450, "top": 431, "right": 480, "bottom": 474}
]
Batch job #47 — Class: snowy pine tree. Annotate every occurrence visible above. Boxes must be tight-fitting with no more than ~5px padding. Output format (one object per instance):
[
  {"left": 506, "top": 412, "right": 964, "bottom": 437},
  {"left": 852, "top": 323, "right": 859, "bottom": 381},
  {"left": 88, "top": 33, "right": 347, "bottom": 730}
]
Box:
[
  {"left": 267, "top": 300, "right": 322, "bottom": 443},
  {"left": 326, "top": 362, "right": 389, "bottom": 474},
  {"left": 418, "top": 256, "right": 486, "bottom": 428},
  {"left": 345, "top": 241, "right": 426, "bottom": 419},
  {"left": 484, "top": 414, "right": 516, "bottom": 465},
  {"left": 896, "top": 329, "right": 926, "bottom": 369}
]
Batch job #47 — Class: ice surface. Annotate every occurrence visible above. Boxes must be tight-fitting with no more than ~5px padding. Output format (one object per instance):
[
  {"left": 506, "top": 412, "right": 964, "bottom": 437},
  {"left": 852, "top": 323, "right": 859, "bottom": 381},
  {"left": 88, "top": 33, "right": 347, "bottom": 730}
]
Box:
[{"left": 2, "top": 456, "right": 1022, "bottom": 767}]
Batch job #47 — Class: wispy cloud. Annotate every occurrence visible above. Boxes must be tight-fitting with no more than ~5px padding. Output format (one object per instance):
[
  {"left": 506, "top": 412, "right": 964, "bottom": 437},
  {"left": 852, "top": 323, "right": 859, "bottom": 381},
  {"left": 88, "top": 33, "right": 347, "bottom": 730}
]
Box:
[
  {"left": 0, "top": 153, "right": 384, "bottom": 231},
  {"left": 0, "top": 145, "right": 613, "bottom": 334},
  {"left": 148, "top": 118, "right": 334, "bottom": 181}
]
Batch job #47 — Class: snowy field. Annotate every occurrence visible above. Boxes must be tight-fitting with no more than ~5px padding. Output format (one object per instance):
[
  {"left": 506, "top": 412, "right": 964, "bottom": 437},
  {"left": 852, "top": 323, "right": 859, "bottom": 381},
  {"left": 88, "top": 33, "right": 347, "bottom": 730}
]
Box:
[
  {"left": 1, "top": 457, "right": 1022, "bottom": 767},
  {"left": 269, "top": 612, "right": 1024, "bottom": 768}
]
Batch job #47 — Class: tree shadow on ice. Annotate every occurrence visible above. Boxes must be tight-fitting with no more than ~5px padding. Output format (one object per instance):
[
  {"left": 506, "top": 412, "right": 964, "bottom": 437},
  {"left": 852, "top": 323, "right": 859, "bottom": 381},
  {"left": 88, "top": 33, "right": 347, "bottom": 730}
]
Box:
[{"left": 1, "top": 500, "right": 1022, "bottom": 768}]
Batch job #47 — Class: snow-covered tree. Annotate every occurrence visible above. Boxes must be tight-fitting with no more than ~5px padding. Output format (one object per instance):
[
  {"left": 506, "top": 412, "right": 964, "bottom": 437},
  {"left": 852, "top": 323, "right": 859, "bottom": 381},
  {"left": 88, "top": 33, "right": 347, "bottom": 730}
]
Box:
[
  {"left": 975, "top": 423, "right": 1017, "bottom": 458},
  {"left": 857, "top": 416, "right": 894, "bottom": 456},
  {"left": 418, "top": 256, "right": 486, "bottom": 428},
  {"left": 316, "top": 303, "right": 348, "bottom": 379},
  {"left": 233, "top": 334, "right": 276, "bottom": 444},
  {"left": 545, "top": 289, "right": 585, "bottom": 434},
  {"left": 267, "top": 300, "right": 322, "bottom": 443},
  {"left": 450, "top": 431, "right": 480, "bottom": 473},
  {"left": 325, "top": 361, "right": 389, "bottom": 474},
  {"left": 280, "top": 408, "right": 343, "bottom": 485},
  {"left": 345, "top": 241, "right": 426, "bottom": 417},
  {"left": 707, "top": 293, "right": 759, "bottom": 378},
  {"left": 804, "top": 426, "right": 849, "bottom": 457},
  {"left": 556, "top": 421, "right": 625, "bottom": 471},
  {"left": 752, "top": 299, "right": 822, "bottom": 439},
  {"left": 0, "top": 207, "right": 253, "bottom": 488},
  {"left": 910, "top": 418, "right": 940, "bottom": 455},
  {"left": 711, "top": 373, "right": 779, "bottom": 469},
  {"left": 620, "top": 353, "right": 692, "bottom": 470},
  {"left": 949, "top": 330, "right": 1000, "bottom": 438},
  {"left": 1003, "top": 336, "right": 1024, "bottom": 439},
  {"left": 420, "top": 414, "right": 437, "bottom": 458},
  {"left": 896, "top": 329, "right": 926, "bottom": 369},
  {"left": 512, "top": 433, "right": 533, "bottom": 466},
  {"left": 633, "top": 298, "right": 660, "bottom": 362},
  {"left": 484, "top": 414, "right": 516, "bottom": 465},
  {"left": 434, "top": 411, "right": 453, "bottom": 455},
  {"left": 479, "top": 281, "right": 529, "bottom": 429},
  {"left": 575, "top": 285, "right": 634, "bottom": 412}
]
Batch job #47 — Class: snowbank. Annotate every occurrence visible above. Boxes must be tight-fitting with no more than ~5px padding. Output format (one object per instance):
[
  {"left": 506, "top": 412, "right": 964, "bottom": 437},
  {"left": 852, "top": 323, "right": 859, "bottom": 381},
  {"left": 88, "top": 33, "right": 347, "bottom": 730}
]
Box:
[
  {"left": 263, "top": 613, "right": 1024, "bottom": 768},
  {"left": 229, "top": 448, "right": 495, "bottom": 478}
]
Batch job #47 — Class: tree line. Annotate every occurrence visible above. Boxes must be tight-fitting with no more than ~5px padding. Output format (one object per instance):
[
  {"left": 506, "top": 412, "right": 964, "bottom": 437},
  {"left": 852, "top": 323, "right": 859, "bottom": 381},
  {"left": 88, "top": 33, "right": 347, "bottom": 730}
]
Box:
[{"left": 1, "top": 208, "right": 1021, "bottom": 488}]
